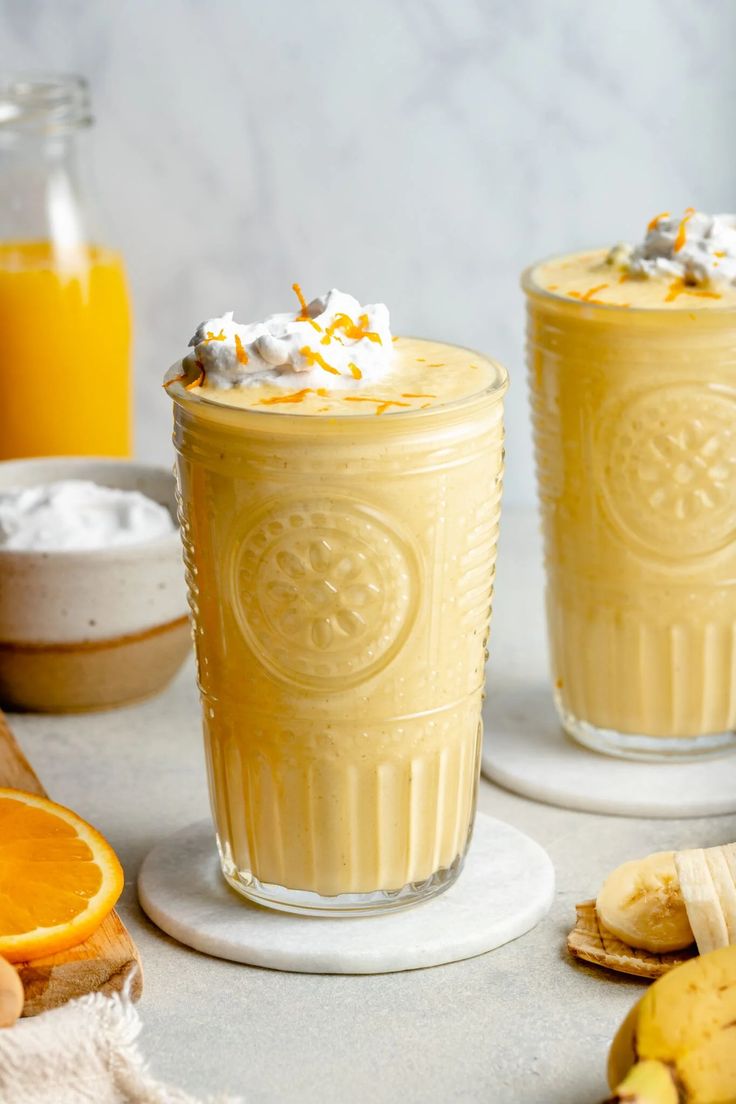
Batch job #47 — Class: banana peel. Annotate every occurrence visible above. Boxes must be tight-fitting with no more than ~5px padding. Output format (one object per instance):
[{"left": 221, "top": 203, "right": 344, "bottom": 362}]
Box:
[
  {"left": 605, "top": 946, "right": 736, "bottom": 1103},
  {"left": 570, "top": 843, "right": 736, "bottom": 978},
  {"left": 568, "top": 901, "right": 695, "bottom": 979}
]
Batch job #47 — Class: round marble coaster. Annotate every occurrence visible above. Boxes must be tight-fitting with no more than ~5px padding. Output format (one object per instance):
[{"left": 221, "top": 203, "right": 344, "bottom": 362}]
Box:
[
  {"left": 137, "top": 813, "right": 554, "bottom": 974},
  {"left": 481, "top": 685, "right": 736, "bottom": 818}
]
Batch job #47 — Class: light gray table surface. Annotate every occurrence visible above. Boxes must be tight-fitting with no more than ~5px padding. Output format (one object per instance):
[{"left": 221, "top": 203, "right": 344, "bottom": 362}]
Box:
[{"left": 10, "top": 507, "right": 736, "bottom": 1104}]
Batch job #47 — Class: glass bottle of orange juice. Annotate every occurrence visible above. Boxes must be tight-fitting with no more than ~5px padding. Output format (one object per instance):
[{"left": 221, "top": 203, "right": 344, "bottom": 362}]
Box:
[{"left": 0, "top": 74, "right": 131, "bottom": 459}]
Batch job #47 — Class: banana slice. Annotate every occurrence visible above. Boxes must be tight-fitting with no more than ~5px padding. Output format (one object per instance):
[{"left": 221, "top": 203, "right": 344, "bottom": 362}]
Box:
[
  {"left": 674, "top": 849, "right": 729, "bottom": 955},
  {"left": 705, "top": 846, "right": 736, "bottom": 945},
  {"left": 721, "top": 842, "right": 736, "bottom": 887},
  {"left": 596, "top": 851, "right": 694, "bottom": 954}
]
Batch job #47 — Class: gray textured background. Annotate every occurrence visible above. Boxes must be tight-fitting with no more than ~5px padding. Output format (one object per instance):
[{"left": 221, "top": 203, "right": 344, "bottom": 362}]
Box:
[{"left": 3, "top": 0, "right": 735, "bottom": 502}]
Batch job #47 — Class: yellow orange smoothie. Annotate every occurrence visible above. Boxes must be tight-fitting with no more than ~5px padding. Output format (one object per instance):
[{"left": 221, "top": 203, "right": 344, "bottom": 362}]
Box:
[
  {"left": 167, "top": 290, "right": 507, "bottom": 913},
  {"left": 0, "top": 242, "right": 131, "bottom": 459},
  {"left": 525, "top": 210, "right": 736, "bottom": 758}
]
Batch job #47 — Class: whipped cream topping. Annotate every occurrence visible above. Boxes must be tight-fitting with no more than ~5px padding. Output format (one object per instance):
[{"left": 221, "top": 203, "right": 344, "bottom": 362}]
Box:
[
  {"left": 169, "top": 287, "right": 393, "bottom": 390},
  {"left": 0, "top": 481, "right": 175, "bottom": 551},
  {"left": 610, "top": 210, "right": 736, "bottom": 286}
]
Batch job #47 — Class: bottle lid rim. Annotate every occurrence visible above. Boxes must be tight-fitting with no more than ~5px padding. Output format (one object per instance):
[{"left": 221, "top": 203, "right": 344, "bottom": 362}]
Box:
[{"left": 0, "top": 73, "right": 92, "bottom": 134}]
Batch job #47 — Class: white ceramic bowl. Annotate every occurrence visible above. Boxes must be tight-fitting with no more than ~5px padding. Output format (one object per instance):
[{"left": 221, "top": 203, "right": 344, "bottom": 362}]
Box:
[{"left": 0, "top": 457, "right": 191, "bottom": 712}]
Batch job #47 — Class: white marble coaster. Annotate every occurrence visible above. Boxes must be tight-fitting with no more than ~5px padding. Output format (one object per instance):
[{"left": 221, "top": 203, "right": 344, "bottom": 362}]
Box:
[
  {"left": 137, "top": 813, "right": 554, "bottom": 974},
  {"left": 481, "top": 684, "right": 736, "bottom": 818}
]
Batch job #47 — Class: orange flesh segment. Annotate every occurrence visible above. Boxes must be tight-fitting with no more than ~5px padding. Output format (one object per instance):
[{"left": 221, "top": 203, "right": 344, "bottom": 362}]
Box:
[{"left": 0, "top": 789, "right": 123, "bottom": 960}]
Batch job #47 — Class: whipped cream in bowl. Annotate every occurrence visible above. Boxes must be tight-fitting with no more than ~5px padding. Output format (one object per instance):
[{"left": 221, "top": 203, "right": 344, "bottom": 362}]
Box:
[
  {"left": 165, "top": 286, "right": 394, "bottom": 394},
  {"left": 0, "top": 480, "right": 174, "bottom": 552},
  {"left": 0, "top": 457, "right": 190, "bottom": 712}
]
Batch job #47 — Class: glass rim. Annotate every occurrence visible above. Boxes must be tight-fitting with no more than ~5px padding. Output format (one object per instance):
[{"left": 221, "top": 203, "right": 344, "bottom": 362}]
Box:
[
  {"left": 166, "top": 336, "right": 509, "bottom": 422},
  {"left": 0, "top": 73, "right": 92, "bottom": 134},
  {"left": 521, "top": 250, "right": 736, "bottom": 317}
]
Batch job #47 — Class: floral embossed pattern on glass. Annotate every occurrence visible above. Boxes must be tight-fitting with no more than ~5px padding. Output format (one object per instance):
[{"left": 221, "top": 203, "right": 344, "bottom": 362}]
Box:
[
  {"left": 231, "top": 498, "right": 418, "bottom": 689},
  {"left": 597, "top": 387, "right": 736, "bottom": 559}
]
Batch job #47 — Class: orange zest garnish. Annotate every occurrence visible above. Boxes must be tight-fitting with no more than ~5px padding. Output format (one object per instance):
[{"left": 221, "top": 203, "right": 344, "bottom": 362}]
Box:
[
  {"left": 582, "top": 284, "right": 609, "bottom": 301},
  {"left": 257, "top": 387, "right": 329, "bottom": 406},
  {"left": 568, "top": 284, "right": 609, "bottom": 304},
  {"left": 205, "top": 329, "right": 226, "bottom": 343},
  {"left": 185, "top": 365, "right": 206, "bottom": 391},
  {"left": 427, "top": 362, "right": 445, "bottom": 368},
  {"left": 303, "top": 317, "right": 323, "bottom": 334},
  {"left": 581, "top": 283, "right": 608, "bottom": 301},
  {"left": 299, "top": 346, "right": 340, "bottom": 375},
  {"left": 163, "top": 373, "right": 185, "bottom": 390},
  {"left": 292, "top": 282, "right": 310, "bottom": 320},
  {"left": 163, "top": 363, "right": 205, "bottom": 391},
  {"left": 665, "top": 277, "right": 721, "bottom": 303},
  {"left": 673, "top": 207, "right": 696, "bottom": 253},
  {"left": 402, "top": 392, "right": 436, "bottom": 399},
  {"left": 647, "top": 210, "right": 670, "bottom": 232},
  {"left": 321, "top": 312, "right": 382, "bottom": 345},
  {"left": 234, "top": 334, "right": 249, "bottom": 366},
  {"left": 0, "top": 788, "right": 124, "bottom": 963},
  {"left": 715, "top": 250, "right": 727, "bottom": 258},
  {"left": 348, "top": 362, "right": 362, "bottom": 380},
  {"left": 343, "top": 396, "right": 411, "bottom": 415}
]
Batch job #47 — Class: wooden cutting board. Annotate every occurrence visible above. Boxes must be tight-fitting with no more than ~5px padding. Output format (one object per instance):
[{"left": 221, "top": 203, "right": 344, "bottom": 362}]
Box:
[{"left": 0, "top": 709, "right": 142, "bottom": 1016}]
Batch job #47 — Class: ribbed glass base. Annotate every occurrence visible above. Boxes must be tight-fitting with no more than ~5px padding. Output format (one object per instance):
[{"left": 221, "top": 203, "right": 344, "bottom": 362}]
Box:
[
  {"left": 557, "top": 694, "right": 736, "bottom": 762},
  {"left": 218, "top": 840, "right": 468, "bottom": 918}
]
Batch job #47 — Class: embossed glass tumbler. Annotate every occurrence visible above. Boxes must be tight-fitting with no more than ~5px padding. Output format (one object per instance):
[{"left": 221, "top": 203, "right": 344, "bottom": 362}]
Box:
[
  {"left": 171, "top": 356, "right": 507, "bottom": 916},
  {"left": 524, "top": 267, "right": 736, "bottom": 760}
]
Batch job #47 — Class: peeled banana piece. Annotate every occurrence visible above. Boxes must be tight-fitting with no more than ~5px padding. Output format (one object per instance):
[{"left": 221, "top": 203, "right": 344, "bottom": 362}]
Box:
[
  {"left": 596, "top": 843, "right": 736, "bottom": 956},
  {"left": 606, "top": 945, "right": 736, "bottom": 1103},
  {"left": 596, "top": 851, "right": 693, "bottom": 953}
]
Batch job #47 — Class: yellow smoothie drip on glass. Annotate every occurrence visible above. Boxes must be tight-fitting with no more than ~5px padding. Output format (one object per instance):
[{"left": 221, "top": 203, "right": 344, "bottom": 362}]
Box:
[
  {"left": 170, "top": 319, "right": 507, "bottom": 910},
  {"left": 0, "top": 241, "right": 131, "bottom": 459},
  {"left": 524, "top": 214, "right": 736, "bottom": 757}
]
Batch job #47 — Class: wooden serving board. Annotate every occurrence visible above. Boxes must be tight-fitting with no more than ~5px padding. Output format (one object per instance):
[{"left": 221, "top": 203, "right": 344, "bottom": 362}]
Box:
[{"left": 0, "top": 709, "right": 142, "bottom": 1016}]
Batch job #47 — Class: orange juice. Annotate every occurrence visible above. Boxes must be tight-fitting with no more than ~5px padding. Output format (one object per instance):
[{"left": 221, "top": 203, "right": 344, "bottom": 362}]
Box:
[{"left": 0, "top": 241, "right": 131, "bottom": 459}]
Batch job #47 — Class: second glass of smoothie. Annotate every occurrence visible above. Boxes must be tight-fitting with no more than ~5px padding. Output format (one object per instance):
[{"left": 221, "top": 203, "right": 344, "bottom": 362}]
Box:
[
  {"left": 525, "top": 211, "right": 736, "bottom": 760},
  {"left": 167, "top": 289, "right": 507, "bottom": 915}
]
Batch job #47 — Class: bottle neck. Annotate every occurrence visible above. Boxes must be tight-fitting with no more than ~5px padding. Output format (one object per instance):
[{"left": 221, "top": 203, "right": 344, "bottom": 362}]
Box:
[{"left": 0, "top": 131, "right": 93, "bottom": 248}]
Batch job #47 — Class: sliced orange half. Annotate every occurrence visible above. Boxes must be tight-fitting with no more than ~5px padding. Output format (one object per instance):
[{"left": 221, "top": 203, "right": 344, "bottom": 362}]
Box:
[{"left": 0, "top": 788, "right": 124, "bottom": 963}]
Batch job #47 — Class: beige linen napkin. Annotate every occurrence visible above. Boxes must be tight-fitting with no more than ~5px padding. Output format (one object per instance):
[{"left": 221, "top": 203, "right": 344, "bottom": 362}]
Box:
[{"left": 0, "top": 988, "right": 240, "bottom": 1104}]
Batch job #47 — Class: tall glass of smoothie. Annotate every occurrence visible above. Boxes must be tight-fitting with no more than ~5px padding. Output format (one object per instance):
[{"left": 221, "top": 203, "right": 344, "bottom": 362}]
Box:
[
  {"left": 524, "top": 210, "right": 736, "bottom": 760},
  {"left": 166, "top": 288, "right": 507, "bottom": 915}
]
